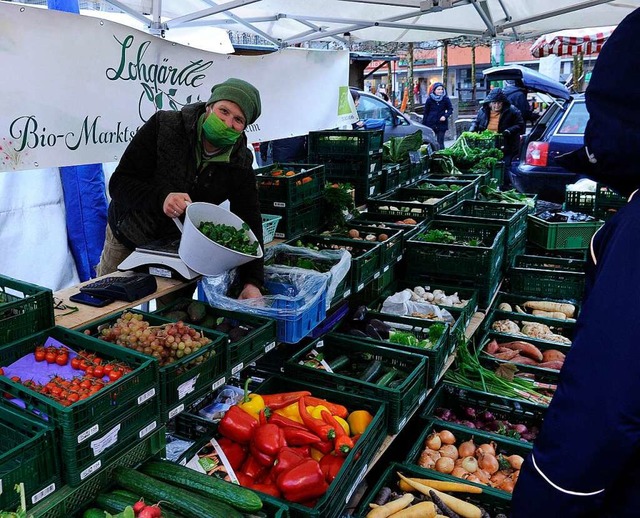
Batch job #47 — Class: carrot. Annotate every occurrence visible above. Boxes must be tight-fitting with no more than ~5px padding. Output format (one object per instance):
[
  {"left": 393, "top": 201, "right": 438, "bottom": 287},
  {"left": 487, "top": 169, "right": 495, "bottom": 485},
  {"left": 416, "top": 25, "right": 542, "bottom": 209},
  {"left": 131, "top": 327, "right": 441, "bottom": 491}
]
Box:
[
  {"left": 499, "top": 341, "right": 543, "bottom": 362},
  {"left": 387, "top": 501, "right": 436, "bottom": 517},
  {"left": 366, "top": 493, "right": 414, "bottom": 518},
  {"left": 523, "top": 301, "right": 575, "bottom": 318},
  {"left": 397, "top": 473, "right": 482, "bottom": 518},
  {"left": 397, "top": 477, "right": 483, "bottom": 494}
]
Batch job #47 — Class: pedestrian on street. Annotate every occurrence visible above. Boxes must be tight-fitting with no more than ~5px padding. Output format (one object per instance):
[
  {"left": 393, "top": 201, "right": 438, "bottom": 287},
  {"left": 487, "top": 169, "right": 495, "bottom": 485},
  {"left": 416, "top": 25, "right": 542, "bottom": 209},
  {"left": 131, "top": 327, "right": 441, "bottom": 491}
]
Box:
[{"left": 421, "top": 82, "right": 453, "bottom": 150}]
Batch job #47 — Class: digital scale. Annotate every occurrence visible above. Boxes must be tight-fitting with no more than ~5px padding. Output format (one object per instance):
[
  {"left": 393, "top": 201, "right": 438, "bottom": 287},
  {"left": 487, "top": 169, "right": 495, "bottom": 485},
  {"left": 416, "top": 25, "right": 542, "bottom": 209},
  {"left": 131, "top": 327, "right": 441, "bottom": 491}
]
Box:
[{"left": 117, "top": 237, "right": 200, "bottom": 280}]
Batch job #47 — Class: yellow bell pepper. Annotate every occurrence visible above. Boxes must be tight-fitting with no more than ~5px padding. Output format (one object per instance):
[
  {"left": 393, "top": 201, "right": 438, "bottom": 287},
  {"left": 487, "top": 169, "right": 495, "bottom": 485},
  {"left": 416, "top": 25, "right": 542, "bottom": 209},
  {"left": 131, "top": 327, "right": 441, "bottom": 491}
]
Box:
[
  {"left": 334, "top": 415, "right": 350, "bottom": 436},
  {"left": 347, "top": 409, "right": 374, "bottom": 435},
  {"left": 238, "top": 379, "right": 265, "bottom": 420},
  {"left": 310, "top": 405, "right": 330, "bottom": 420},
  {"left": 309, "top": 447, "right": 324, "bottom": 462},
  {"left": 274, "top": 401, "right": 303, "bottom": 423}
]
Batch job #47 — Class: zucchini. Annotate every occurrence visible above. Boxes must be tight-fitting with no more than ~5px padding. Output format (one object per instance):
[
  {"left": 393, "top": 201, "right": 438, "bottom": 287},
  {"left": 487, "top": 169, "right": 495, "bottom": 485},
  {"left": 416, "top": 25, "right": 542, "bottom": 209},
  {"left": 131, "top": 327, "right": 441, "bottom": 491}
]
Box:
[
  {"left": 82, "top": 510, "right": 107, "bottom": 518},
  {"left": 328, "top": 354, "right": 350, "bottom": 372},
  {"left": 359, "top": 359, "right": 382, "bottom": 382},
  {"left": 113, "top": 466, "right": 243, "bottom": 518},
  {"left": 96, "top": 492, "right": 185, "bottom": 518},
  {"left": 375, "top": 368, "right": 398, "bottom": 387},
  {"left": 140, "top": 460, "right": 263, "bottom": 513}
]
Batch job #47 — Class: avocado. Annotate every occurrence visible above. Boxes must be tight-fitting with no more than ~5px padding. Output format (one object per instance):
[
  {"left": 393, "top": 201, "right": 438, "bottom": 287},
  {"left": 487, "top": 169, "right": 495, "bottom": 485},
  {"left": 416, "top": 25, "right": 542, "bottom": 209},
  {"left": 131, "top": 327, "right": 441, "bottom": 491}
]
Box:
[
  {"left": 163, "top": 310, "right": 189, "bottom": 322},
  {"left": 200, "top": 315, "right": 217, "bottom": 329},
  {"left": 187, "top": 301, "right": 207, "bottom": 324}
]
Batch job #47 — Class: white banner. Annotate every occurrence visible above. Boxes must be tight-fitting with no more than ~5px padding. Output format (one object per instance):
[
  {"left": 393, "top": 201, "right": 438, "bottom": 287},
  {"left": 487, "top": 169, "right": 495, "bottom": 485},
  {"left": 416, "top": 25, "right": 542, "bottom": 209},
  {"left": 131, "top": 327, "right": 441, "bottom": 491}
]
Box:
[{"left": 0, "top": 3, "right": 355, "bottom": 172}]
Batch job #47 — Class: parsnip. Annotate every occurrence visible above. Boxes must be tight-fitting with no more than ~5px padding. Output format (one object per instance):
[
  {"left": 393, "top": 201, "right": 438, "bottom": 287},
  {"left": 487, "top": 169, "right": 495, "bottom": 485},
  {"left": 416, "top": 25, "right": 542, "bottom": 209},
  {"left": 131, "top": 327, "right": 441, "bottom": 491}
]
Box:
[
  {"left": 531, "top": 309, "right": 568, "bottom": 320},
  {"left": 523, "top": 301, "right": 575, "bottom": 318},
  {"left": 367, "top": 493, "right": 414, "bottom": 518},
  {"left": 388, "top": 501, "right": 436, "bottom": 517},
  {"left": 398, "top": 478, "right": 483, "bottom": 494}
]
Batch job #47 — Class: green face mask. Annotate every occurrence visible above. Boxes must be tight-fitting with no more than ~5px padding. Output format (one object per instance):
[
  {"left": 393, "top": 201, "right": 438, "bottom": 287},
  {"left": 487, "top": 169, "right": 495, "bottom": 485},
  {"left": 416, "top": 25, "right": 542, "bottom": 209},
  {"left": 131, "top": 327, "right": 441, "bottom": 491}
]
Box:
[{"left": 202, "top": 111, "right": 242, "bottom": 148}]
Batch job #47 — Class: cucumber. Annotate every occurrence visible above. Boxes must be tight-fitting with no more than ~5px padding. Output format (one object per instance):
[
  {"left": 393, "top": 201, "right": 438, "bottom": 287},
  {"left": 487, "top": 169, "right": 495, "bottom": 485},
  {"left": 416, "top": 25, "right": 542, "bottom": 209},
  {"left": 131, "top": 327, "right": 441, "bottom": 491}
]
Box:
[
  {"left": 96, "top": 492, "right": 185, "bottom": 518},
  {"left": 82, "top": 509, "right": 107, "bottom": 518},
  {"left": 359, "top": 359, "right": 382, "bottom": 382},
  {"left": 375, "top": 368, "right": 399, "bottom": 387},
  {"left": 328, "top": 354, "right": 350, "bottom": 372},
  {"left": 140, "top": 460, "right": 263, "bottom": 513},
  {"left": 113, "top": 466, "right": 243, "bottom": 518}
]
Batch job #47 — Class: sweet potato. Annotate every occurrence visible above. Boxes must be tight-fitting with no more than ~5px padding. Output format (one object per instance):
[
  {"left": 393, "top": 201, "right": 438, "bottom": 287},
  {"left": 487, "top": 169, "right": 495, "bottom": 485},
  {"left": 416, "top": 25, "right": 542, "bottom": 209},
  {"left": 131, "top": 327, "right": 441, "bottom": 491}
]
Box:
[
  {"left": 489, "top": 349, "right": 520, "bottom": 360},
  {"left": 485, "top": 339, "right": 500, "bottom": 354},
  {"left": 542, "top": 349, "right": 566, "bottom": 363},
  {"left": 523, "top": 301, "right": 575, "bottom": 318},
  {"left": 538, "top": 360, "right": 564, "bottom": 370},
  {"left": 509, "top": 355, "right": 539, "bottom": 366},
  {"left": 498, "top": 341, "right": 543, "bottom": 362}
]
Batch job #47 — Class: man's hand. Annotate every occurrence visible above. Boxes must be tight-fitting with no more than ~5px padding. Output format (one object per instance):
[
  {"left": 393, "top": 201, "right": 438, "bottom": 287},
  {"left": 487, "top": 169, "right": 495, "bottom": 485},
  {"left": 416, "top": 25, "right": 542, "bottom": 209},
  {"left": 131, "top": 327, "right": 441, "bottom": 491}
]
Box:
[
  {"left": 238, "top": 283, "right": 263, "bottom": 300},
  {"left": 439, "top": 116, "right": 446, "bottom": 122},
  {"left": 163, "top": 193, "right": 192, "bottom": 218}
]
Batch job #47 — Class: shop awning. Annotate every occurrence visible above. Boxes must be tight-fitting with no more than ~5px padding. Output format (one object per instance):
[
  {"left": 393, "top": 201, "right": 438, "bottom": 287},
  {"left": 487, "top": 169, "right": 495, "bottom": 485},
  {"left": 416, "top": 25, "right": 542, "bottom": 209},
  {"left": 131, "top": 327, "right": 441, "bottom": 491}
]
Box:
[{"left": 530, "top": 26, "right": 616, "bottom": 57}]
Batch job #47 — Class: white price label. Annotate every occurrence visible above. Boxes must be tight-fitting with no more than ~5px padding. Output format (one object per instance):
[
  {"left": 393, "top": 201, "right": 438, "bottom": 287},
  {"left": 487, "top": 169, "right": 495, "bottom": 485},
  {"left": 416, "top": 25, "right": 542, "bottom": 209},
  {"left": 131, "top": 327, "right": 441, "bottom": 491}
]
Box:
[
  {"left": 31, "top": 483, "right": 56, "bottom": 504},
  {"left": 274, "top": 201, "right": 286, "bottom": 208},
  {"left": 343, "top": 289, "right": 351, "bottom": 298},
  {"left": 139, "top": 421, "right": 157, "bottom": 439},
  {"left": 374, "top": 271, "right": 380, "bottom": 279},
  {"left": 178, "top": 374, "right": 200, "bottom": 400},
  {"left": 138, "top": 388, "right": 156, "bottom": 405},
  {"left": 80, "top": 460, "right": 102, "bottom": 481},
  {"left": 357, "top": 283, "right": 365, "bottom": 292},
  {"left": 264, "top": 341, "right": 276, "bottom": 353},
  {"left": 77, "top": 424, "right": 99, "bottom": 444},
  {"left": 397, "top": 254, "right": 403, "bottom": 262},
  {"left": 399, "top": 417, "right": 408, "bottom": 430},
  {"left": 231, "top": 363, "right": 244, "bottom": 375},
  {"left": 212, "top": 377, "right": 226, "bottom": 391},
  {"left": 383, "top": 265, "right": 390, "bottom": 273},
  {"left": 168, "top": 404, "right": 185, "bottom": 420},
  {"left": 91, "top": 424, "right": 121, "bottom": 456}
]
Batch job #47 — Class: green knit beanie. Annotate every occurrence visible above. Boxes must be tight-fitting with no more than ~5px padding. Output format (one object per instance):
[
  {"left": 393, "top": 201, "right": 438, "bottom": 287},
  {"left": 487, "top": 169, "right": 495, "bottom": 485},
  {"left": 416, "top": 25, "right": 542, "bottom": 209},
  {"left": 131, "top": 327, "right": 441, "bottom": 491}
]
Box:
[{"left": 206, "top": 78, "right": 262, "bottom": 125}]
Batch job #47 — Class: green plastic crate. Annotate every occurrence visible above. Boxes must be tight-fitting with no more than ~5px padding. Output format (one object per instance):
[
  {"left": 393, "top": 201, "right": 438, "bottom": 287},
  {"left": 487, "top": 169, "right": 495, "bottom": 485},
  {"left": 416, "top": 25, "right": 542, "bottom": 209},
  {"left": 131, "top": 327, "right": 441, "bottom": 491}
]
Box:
[
  {"left": 595, "top": 183, "right": 627, "bottom": 209},
  {"left": 255, "top": 163, "right": 325, "bottom": 209},
  {"left": 263, "top": 198, "right": 324, "bottom": 240},
  {"left": 343, "top": 225, "right": 404, "bottom": 268},
  {"left": 439, "top": 200, "right": 528, "bottom": 247},
  {"left": 506, "top": 232, "right": 527, "bottom": 269},
  {"left": 285, "top": 335, "right": 428, "bottom": 434},
  {"left": 492, "top": 291, "right": 580, "bottom": 322},
  {"left": 564, "top": 188, "right": 596, "bottom": 214},
  {"left": 527, "top": 214, "right": 604, "bottom": 250},
  {"left": 405, "top": 220, "right": 506, "bottom": 283},
  {"left": 524, "top": 244, "right": 588, "bottom": 261},
  {"left": 285, "top": 234, "right": 382, "bottom": 294},
  {"left": 326, "top": 173, "right": 383, "bottom": 205},
  {"left": 350, "top": 213, "right": 429, "bottom": 244},
  {"left": 368, "top": 188, "right": 459, "bottom": 220},
  {"left": 308, "top": 129, "right": 384, "bottom": 156},
  {"left": 178, "top": 375, "right": 387, "bottom": 518},
  {"left": 348, "top": 263, "right": 397, "bottom": 308},
  {"left": 27, "top": 427, "right": 165, "bottom": 518},
  {"left": 382, "top": 163, "right": 401, "bottom": 193},
  {"left": 508, "top": 255, "right": 586, "bottom": 301},
  {"left": 405, "top": 419, "right": 530, "bottom": 498},
  {"left": 318, "top": 153, "right": 384, "bottom": 181},
  {"left": 0, "top": 403, "right": 62, "bottom": 511},
  {"left": 332, "top": 311, "right": 451, "bottom": 388},
  {"left": 421, "top": 382, "right": 546, "bottom": 448},
  {"left": 0, "top": 327, "right": 160, "bottom": 487},
  {"left": 484, "top": 309, "right": 575, "bottom": 344},
  {"left": 354, "top": 461, "right": 512, "bottom": 518},
  {"left": 413, "top": 177, "right": 479, "bottom": 203},
  {"left": 0, "top": 275, "right": 54, "bottom": 346},
  {"left": 398, "top": 162, "right": 412, "bottom": 186},
  {"left": 77, "top": 310, "right": 230, "bottom": 422},
  {"left": 152, "top": 300, "right": 277, "bottom": 378}
]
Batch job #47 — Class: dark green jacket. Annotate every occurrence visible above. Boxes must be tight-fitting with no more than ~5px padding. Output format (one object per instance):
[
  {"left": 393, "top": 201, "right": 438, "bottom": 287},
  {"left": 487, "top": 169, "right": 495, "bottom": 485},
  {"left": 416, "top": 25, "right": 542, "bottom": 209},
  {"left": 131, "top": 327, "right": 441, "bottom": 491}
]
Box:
[{"left": 108, "top": 102, "right": 264, "bottom": 287}]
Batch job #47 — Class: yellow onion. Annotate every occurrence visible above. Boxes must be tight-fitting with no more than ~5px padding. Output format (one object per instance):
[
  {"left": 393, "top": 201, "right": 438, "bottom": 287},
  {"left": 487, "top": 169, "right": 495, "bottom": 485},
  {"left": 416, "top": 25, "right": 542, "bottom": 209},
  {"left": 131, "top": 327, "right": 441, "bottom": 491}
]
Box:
[
  {"left": 438, "top": 429, "right": 456, "bottom": 445},
  {"left": 425, "top": 432, "right": 442, "bottom": 450},
  {"left": 504, "top": 454, "right": 524, "bottom": 470},
  {"left": 460, "top": 456, "right": 478, "bottom": 473},
  {"left": 476, "top": 441, "right": 497, "bottom": 457},
  {"left": 451, "top": 466, "right": 468, "bottom": 478},
  {"left": 458, "top": 439, "right": 476, "bottom": 458},
  {"left": 438, "top": 444, "right": 459, "bottom": 460},
  {"left": 478, "top": 452, "right": 499, "bottom": 475},
  {"left": 435, "top": 456, "right": 455, "bottom": 474}
]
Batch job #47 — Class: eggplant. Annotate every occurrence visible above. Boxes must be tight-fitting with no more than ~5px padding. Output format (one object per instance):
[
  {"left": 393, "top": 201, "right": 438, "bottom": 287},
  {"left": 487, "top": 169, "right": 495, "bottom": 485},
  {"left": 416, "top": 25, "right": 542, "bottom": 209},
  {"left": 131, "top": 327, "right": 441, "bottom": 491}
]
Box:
[
  {"left": 349, "top": 329, "right": 369, "bottom": 338},
  {"left": 368, "top": 318, "right": 391, "bottom": 339},
  {"left": 352, "top": 305, "right": 368, "bottom": 321},
  {"left": 365, "top": 323, "right": 384, "bottom": 341}
]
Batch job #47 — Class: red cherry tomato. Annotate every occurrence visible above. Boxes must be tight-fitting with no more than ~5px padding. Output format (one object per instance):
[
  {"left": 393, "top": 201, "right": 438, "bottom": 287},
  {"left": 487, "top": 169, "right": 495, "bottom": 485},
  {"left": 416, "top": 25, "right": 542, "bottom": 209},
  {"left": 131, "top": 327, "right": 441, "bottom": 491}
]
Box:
[
  {"left": 55, "top": 354, "right": 69, "bottom": 366},
  {"left": 0, "top": 367, "right": 4, "bottom": 376},
  {"left": 103, "top": 364, "right": 114, "bottom": 374},
  {"left": 45, "top": 352, "right": 57, "bottom": 364},
  {"left": 70, "top": 357, "right": 81, "bottom": 370},
  {"left": 93, "top": 366, "right": 104, "bottom": 378},
  {"left": 108, "top": 369, "right": 122, "bottom": 382},
  {"left": 34, "top": 350, "right": 46, "bottom": 362}
]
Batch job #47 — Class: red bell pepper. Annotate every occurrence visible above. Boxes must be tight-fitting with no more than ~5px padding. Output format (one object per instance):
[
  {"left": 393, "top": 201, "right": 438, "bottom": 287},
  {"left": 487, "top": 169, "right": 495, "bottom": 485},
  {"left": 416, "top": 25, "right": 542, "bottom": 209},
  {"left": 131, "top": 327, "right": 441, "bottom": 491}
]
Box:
[
  {"left": 269, "top": 412, "right": 308, "bottom": 431},
  {"left": 303, "top": 396, "right": 348, "bottom": 418},
  {"left": 253, "top": 422, "right": 287, "bottom": 457},
  {"left": 271, "top": 447, "right": 306, "bottom": 480},
  {"left": 235, "top": 472, "right": 254, "bottom": 488},
  {"left": 276, "top": 459, "right": 329, "bottom": 503},
  {"left": 281, "top": 426, "right": 322, "bottom": 446},
  {"left": 313, "top": 440, "right": 334, "bottom": 455},
  {"left": 218, "top": 405, "right": 258, "bottom": 444},
  {"left": 289, "top": 445, "right": 311, "bottom": 457},
  {"left": 321, "top": 410, "right": 354, "bottom": 456},
  {"left": 298, "top": 397, "right": 335, "bottom": 442},
  {"left": 249, "top": 441, "right": 276, "bottom": 467},
  {"left": 252, "top": 481, "right": 282, "bottom": 498},
  {"left": 216, "top": 437, "right": 247, "bottom": 470},
  {"left": 319, "top": 453, "right": 345, "bottom": 483},
  {"left": 262, "top": 390, "right": 311, "bottom": 410},
  {"left": 240, "top": 454, "right": 267, "bottom": 481}
]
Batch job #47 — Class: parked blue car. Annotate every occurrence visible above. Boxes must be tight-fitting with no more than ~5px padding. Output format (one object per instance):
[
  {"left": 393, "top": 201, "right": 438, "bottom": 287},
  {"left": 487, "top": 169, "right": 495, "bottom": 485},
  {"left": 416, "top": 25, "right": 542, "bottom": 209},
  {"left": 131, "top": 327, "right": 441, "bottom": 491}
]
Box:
[{"left": 483, "top": 65, "right": 587, "bottom": 202}]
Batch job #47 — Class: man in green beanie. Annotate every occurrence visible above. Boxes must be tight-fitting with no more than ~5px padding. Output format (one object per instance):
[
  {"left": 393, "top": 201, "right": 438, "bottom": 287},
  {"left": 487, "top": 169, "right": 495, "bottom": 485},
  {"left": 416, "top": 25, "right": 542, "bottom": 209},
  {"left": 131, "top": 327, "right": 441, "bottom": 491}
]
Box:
[{"left": 97, "top": 77, "right": 265, "bottom": 300}]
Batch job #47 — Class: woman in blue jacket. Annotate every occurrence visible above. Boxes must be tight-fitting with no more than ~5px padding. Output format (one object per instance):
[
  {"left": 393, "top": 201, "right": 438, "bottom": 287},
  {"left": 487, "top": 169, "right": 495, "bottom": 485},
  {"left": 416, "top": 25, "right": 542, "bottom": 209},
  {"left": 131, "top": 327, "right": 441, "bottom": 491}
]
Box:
[
  {"left": 511, "top": 8, "right": 640, "bottom": 517},
  {"left": 421, "top": 82, "right": 452, "bottom": 150}
]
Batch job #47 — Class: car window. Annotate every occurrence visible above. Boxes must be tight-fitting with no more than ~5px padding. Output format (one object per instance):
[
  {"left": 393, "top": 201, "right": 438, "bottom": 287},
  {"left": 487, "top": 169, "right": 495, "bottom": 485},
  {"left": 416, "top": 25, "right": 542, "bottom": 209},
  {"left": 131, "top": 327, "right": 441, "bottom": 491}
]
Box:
[
  {"left": 357, "top": 95, "right": 394, "bottom": 125},
  {"left": 556, "top": 101, "right": 588, "bottom": 135}
]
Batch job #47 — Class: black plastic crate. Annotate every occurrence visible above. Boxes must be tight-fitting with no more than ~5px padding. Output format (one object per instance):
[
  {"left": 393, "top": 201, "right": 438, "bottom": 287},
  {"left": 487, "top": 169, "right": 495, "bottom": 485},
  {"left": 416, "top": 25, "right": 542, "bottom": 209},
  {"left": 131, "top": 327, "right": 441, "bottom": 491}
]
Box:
[
  {"left": 350, "top": 212, "right": 429, "bottom": 243},
  {"left": 368, "top": 188, "right": 459, "bottom": 220},
  {"left": 412, "top": 177, "right": 479, "bottom": 203},
  {"left": 492, "top": 291, "right": 579, "bottom": 322},
  {"left": 264, "top": 198, "right": 324, "bottom": 240},
  {"left": 285, "top": 335, "right": 428, "bottom": 434},
  {"left": 0, "top": 275, "right": 54, "bottom": 346},
  {"left": 330, "top": 224, "right": 404, "bottom": 268},
  {"left": 507, "top": 255, "right": 586, "bottom": 301},
  {"left": 326, "top": 173, "right": 383, "bottom": 205},
  {"left": 405, "top": 220, "right": 506, "bottom": 284},
  {"left": 484, "top": 310, "right": 575, "bottom": 346},
  {"left": 318, "top": 153, "right": 384, "bottom": 181},
  {"left": 254, "top": 163, "right": 325, "bottom": 209},
  {"left": 595, "top": 183, "right": 627, "bottom": 209},
  {"left": 308, "top": 129, "right": 384, "bottom": 156},
  {"left": 564, "top": 188, "right": 596, "bottom": 214},
  {"left": 382, "top": 163, "right": 401, "bottom": 193}
]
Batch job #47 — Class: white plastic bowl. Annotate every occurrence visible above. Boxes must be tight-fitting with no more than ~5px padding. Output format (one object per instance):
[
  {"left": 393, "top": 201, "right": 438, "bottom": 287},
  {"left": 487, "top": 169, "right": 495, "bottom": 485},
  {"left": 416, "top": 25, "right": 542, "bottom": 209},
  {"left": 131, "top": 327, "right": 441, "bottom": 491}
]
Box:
[{"left": 174, "top": 202, "right": 263, "bottom": 276}]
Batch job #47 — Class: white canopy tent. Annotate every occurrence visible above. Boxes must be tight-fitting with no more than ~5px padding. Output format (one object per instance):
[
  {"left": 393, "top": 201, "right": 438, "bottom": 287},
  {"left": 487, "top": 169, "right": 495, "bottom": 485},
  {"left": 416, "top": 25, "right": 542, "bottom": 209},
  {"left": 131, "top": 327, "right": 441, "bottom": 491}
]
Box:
[{"left": 87, "top": 0, "right": 640, "bottom": 48}]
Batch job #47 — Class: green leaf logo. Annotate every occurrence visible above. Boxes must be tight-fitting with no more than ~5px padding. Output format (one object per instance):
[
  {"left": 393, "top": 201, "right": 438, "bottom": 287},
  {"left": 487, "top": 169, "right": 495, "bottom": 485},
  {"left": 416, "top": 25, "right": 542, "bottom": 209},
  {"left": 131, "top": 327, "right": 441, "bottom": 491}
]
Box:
[{"left": 337, "top": 86, "right": 353, "bottom": 116}]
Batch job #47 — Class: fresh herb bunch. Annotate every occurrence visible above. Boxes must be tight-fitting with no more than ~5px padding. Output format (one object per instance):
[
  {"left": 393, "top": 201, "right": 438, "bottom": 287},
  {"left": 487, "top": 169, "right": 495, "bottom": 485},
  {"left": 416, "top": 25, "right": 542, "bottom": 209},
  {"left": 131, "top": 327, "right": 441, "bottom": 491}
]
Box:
[
  {"left": 323, "top": 182, "right": 359, "bottom": 230},
  {"left": 198, "top": 221, "right": 259, "bottom": 255},
  {"left": 416, "top": 229, "right": 485, "bottom": 247},
  {"left": 479, "top": 179, "right": 535, "bottom": 209}
]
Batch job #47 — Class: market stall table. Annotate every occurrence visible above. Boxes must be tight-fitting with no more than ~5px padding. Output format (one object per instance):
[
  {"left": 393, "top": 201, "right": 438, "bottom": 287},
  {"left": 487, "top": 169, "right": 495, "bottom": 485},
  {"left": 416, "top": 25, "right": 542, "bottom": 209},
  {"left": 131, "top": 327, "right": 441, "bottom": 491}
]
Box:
[{"left": 53, "top": 271, "right": 198, "bottom": 329}]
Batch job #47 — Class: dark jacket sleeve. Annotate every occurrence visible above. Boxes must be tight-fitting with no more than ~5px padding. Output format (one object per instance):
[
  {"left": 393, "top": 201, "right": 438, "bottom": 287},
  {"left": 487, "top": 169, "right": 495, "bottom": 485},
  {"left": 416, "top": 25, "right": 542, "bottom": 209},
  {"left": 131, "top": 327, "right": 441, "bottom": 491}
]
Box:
[
  {"left": 421, "top": 99, "right": 432, "bottom": 126},
  {"left": 511, "top": 209, "right": 640, "bottom": 517},
  {"left": 503, "top": 106, "right": 525, "bottom": 136},
  {"left": 469, "top": 108, "right": 486, "bottom": 132},
  {"left": 444, "top": 97, "right": 453, "bottom": 119},
  {"left": 109, "top": 112, "right": 174, "bottom": 213}
]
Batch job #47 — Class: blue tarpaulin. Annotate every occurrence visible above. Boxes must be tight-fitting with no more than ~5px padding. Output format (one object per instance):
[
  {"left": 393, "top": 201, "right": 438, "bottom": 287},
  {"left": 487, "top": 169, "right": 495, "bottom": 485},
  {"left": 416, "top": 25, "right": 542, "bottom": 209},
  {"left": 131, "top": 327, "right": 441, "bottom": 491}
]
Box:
[{"left": 49, "top": 0, "right": 108, "bottom": 281}]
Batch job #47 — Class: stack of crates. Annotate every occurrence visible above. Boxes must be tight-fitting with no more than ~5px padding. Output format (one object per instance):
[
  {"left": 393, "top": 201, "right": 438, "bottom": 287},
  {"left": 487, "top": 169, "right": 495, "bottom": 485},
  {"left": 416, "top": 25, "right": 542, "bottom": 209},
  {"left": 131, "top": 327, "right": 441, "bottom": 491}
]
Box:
[
  {"left": 564, "top": 186, "right": 596, "bottom": 214},
  {"left": 594, "top": 183, "right": 627, "bottom": 221},
  {"left": 308, "top": 129, "right": 384, "bottom": 205},
  {"left": 254, "top": 162, "right": 326, "bottom": 240}
]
